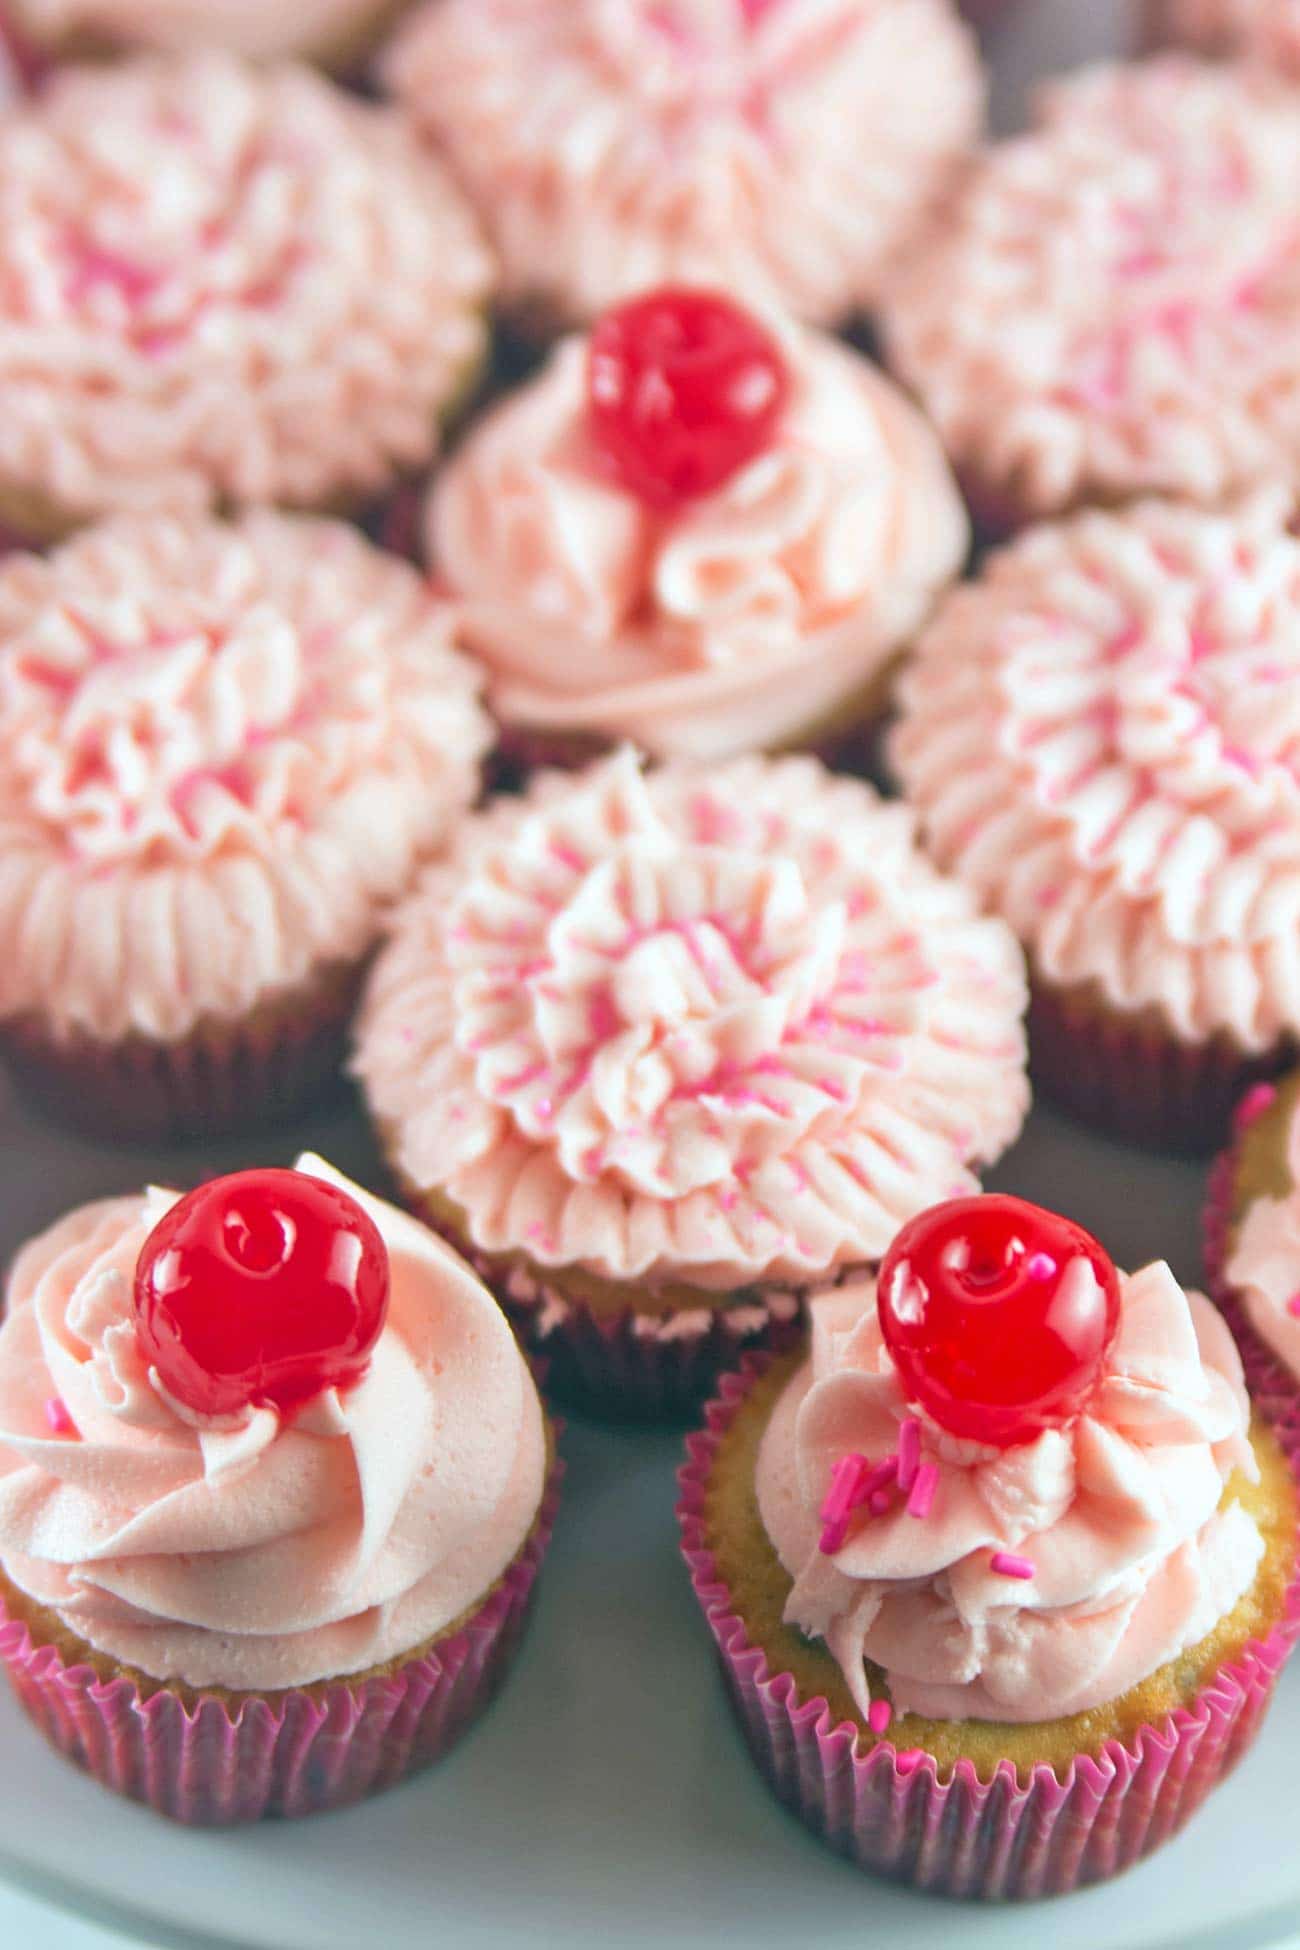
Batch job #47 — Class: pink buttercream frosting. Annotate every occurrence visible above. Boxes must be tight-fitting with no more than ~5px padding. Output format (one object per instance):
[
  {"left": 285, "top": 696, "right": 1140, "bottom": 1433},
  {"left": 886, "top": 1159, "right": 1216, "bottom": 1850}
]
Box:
[
  {"left": 1157, "top": 0, "right": 1300, "bottom": 71},
  {"left": 0, "top": 52, "right": 492, "bottom": 527},
  {"left": 1224, "top": 1096, "right": 1300, "bottom": 1380},
  {"left": 891, "top": 493, "right": 1300, "bottom": 1051},
  {"left": 757, "top": 1265, "right": 1262, "bottom": 1722},
  {"left": 884, "top": 56, "right": 1300, "bottom": 521},
  {"left": 429, "top": 329, "right": 968, "bottom": 762},
  {"left": 11, "top": 0, "right": 394, "bottom": 61},
  {"left": 382, "top": 0, "right": 983, "bottom": 329},
  {"left": 355, "top": 750, "right": 1029, "bottom": 1289},
  {"left": 0, "top": 1157, "right": 548, "bottom": 1692},
  {"left": 0, "top": 510, "right": 489, "bottom": 1044}
]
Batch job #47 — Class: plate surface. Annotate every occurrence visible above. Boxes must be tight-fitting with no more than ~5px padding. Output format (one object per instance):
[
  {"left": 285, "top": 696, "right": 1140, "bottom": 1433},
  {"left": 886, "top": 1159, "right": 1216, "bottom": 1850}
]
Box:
[{"left": 5, "top": 3, "right": 1299, "bottom": 1946}]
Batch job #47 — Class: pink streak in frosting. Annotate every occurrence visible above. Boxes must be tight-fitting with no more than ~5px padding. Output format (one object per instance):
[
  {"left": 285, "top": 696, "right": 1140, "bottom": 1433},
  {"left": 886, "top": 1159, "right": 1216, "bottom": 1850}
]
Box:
[
  {"left": 0, "top": 1158, "right": 548, "bottom": 1693},
  {"left": 429, "top": 325, "right": 967, "bottom": 762},
  {"left": 756, "top": 1267, "right": 1263, "bottom": 1722},
  {"left": 355, "top": 750, "right": 1029, "bottom": 1288}
]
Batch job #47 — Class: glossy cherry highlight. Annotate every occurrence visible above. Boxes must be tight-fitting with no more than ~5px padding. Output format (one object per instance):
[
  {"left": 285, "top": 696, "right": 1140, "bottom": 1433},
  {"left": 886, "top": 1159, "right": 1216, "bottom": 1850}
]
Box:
[
  {"left": 133, "top": 1168, "right": 390, "bottom": 1419},
  {"left": 876, "top": 1195, "right": 1121, "bottom": 1449},
  {"left": 586, "top": 287, "right": 790, "bottom": 509}
]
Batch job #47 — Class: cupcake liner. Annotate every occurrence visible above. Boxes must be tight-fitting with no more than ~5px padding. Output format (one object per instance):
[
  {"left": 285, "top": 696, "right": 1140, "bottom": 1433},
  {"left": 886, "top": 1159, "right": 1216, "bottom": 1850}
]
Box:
[
  {"left": 0, "top": 1451, "right": 562, "bottom": 1826},
  {"left": 677, "top": 1355, "right": 1300, "bottom": 1900},
  {"left": 0, "top": 959, "right": 363, "bottom": 1143},
  {"left": 1028, "top": 977, "right": 1288, "bottom": 1154}
]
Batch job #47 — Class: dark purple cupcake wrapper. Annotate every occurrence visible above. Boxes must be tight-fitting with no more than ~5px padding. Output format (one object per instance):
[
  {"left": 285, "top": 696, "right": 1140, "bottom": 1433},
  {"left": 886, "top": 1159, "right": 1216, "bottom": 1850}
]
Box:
[
  {"left": 676, "top": 1355, "right": 1300, "bottom": 1900},
  {"left": 0, "top": 1453, "right": 561, "bottom": 1825}
]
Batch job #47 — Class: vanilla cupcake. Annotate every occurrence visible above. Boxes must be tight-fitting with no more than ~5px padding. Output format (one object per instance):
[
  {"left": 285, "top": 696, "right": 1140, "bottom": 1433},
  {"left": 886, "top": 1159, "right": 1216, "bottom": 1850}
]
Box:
[
  {"left": 0, "top": 0, "right": 410, "bottom": 68},
  {"left": 1149, "top": 0, "right": 1300, "bottom": 71},
  {"left": 0, "top": 52, "right": 492, "bottom": 541},
  {"left": 892, "top": 493, "right": 1300, "bottom": 1151},
  {"left": 0, "top": 1157, "right": 558, "bottom": 1823},
  {"left": 884, "top": 56, "right": 1300, "bottom": 531},
  {"left": 382, "top": 0, "right": 983, "bottom": 335},
  {"left": 429, "top": 289, "right": 968, "bottom": 775},
  {"left": 1206, "top": 1072, "right": 1300, "bottom": 1430},
  {"left": 0, "top": 511, "right": 490, "bottom": 1138},
  {"left": 680, "top": 1195, "right": 1300, "bottom": 1897},
  {"left": 354, "top": 749, "right": 1029, "bottom": 1417}
]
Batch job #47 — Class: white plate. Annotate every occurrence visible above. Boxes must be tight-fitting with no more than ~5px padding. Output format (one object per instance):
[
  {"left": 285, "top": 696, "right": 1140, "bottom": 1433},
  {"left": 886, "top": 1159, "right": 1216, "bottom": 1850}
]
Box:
[{"left": 5, "top": 4, "right": 1297, "bottom": 1947}]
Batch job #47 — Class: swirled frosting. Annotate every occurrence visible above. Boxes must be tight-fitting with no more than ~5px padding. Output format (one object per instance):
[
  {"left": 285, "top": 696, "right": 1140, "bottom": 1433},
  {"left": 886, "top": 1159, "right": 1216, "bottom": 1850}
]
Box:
[
  {"left": 382, "top": 0, "right": 983, "bottom": 329},
  {"left": 0, "top": 1157, "right": 548, "bottom": 1692},
  {"left": 884, "top": 57, "right": 1300, "bottom": 522},
  {"left": 1225, "top": 1095, "right": 1300, "bottom": 1378},
  {"left": 355, "top": 750, "right": 1029, "bottom": 1289},
  {"left": 0, "top": 510, "right": 489, "bottom": 1043},
  {"left": 429, "top": 330, "right": 968, "bottom": 762},
  {"left": 0, "top": 52, "right": 492, "bottom": 529},
  {"left": 891, "top": 494, "right": 1300, "bottom": 1050},
  {"left": 1157, "top": 0, "right": 1300, "bottom": 71},
  {"left": 10, "top": 0, "right": 395, "bottom": 62},
  {"left": 757, "top": 1265, "right": 1262, "bottom": 1721}
]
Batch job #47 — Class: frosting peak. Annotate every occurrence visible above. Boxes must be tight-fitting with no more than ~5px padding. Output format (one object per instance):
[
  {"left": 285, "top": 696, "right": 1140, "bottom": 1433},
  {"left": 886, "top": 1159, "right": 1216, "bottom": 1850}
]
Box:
[{"left": 758, "top": 1263, "right": 1262, "bottom": 1721}]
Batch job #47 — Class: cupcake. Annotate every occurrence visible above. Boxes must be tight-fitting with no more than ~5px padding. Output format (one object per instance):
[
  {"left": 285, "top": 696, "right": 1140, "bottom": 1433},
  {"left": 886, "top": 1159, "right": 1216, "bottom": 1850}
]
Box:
[
  {"left": 0, "top": 510, "right": 490, "bottom": 1140},
  {"left": 381, "top": 0, "right": 984, "bottom": 335},
  {"left": 1148, "top": 0, "right": 1300, "bottom": 72},
  {"left": 0, "top": 52, "right": 492, "bottom": 542},
  {"left": 0, "top": 1156, "right": 558, "bottom": 1824},
  {"left": 891, "top": 492, "right": 1300, "bottom": 1152},
  {"left": 679, "top": 1194, "right": 1300, "bottom": 1898},
  {"left": 1, "top": 0, "right": 410, "bottom": 69},
  {"left": 1206, "top": 1072, "right": 1300, "bottom": 1427},
  {"left": 429, "top": 288, "right": 969, "bottom": 775},
  {"left": 883, "top": 56, "right": 1300, "bottom": 532},
  {"left": 354, "top": 748, "right": 1030, "bottom": 1418}
]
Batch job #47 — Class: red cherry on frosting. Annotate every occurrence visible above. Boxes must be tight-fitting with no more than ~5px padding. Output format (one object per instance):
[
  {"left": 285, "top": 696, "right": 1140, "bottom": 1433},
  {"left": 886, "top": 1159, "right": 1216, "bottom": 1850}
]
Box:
[
  {"left": 876, "top": 1195, "right": 1121, "bottom": 1449},
  {"left": 586, "top": 287, "right": 791, "bottom": 509},
  {"left": 133, "top": 1168, "right": 390, "bottom": 1419}
]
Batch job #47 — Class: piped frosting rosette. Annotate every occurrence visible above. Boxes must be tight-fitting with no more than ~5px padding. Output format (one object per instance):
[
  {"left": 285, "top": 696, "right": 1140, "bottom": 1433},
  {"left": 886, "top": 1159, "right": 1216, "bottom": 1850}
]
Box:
[
  {"left": 355, "top": 750, "right": 1029, "bottom": 1410},
  {"left": 382, "top": 0, "right": 983, "bottom": 329},
  {"left": 0, "top": 511, "right": 489, "bottom": 1050},
  {"left": 0, "top": 52, "right": 493, "bottom": 533},
  {"left": 0, "top": 1158, "right": 558, "bottom": 1821},
  {"left": 891, "top": 493, "right": 1300, "bottom": 1141},
  {"left": 1154, "top": 0, "right": 1300, "bottom": 71},
  {"left": 429, "top": 329, "right": 968, "bottom": 762},
  {"left": 883, "top": 57, "right": 1300, "bottom": 524}
]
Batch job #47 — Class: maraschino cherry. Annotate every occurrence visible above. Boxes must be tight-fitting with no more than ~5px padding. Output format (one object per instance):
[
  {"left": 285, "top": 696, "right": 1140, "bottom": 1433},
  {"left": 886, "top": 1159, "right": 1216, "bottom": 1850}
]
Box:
[
  {"left": 586, "top": 287, "right": 790, "bottom": 509},
  {"left": 133, "top": 1168, "right": 390, "bottom": 1418},
  {"left": 876, "top": 1195, "right": 1121, "bottom": 1448}
]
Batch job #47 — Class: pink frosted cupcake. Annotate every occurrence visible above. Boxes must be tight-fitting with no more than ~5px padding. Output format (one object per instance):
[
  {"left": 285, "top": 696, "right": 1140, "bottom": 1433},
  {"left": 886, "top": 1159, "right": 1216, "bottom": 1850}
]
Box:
[
  {"left": 381, "top": 0, "right": 984, "bottom": 335},
  {"left": 883, "top": 56, "right": 1300, "bottom": 531},
  {"left": 429, "top": 288, "right": 969, "bottom": 773},
  {"left": 0, "top": 510, "right": 490, "bottom": 1139},
  {"left": 1206, "top": 1074, "right": 1300, "bottom": 1428},
  {"left": 354, "top": 749, "right": 1030, "bottom": 1417},
  {"left": 679, "top": 1194, "right": 1300, "bottom": 1898},
  {"left": 1, "top": 0, "right": 409, "bottom": 68},
  {"left": 1149, "top": 0, "right": 1300, "bottom": 71},
  {"left": 0, "top": 1156, "right": 558, "bottom": 1824},
  {"left": 891, "top": 493, "right": 1300, "bottom": 1152},
  {"left": 0, "top": 52, "right": 492, "bottom": 542}
]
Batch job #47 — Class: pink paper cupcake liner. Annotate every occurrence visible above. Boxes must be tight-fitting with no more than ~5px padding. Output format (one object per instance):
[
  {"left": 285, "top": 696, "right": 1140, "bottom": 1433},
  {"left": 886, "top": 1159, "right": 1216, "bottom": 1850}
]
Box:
[
  {"left": 0, "top": 1455, "right": 562, "bottom": 1826},
  {"left": 676, "top": 1355, "right": 1300, "bottom": 1900}
]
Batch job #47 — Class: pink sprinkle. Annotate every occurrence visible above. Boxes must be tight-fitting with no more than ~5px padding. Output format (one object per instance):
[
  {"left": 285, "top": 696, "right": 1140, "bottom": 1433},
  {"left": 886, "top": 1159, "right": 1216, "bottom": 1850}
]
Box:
[
  {"left": 1287, "top": 1292, "right": 1300, "bottom": 1319},
  {"left": 907, "top": 1463, "right": 939, "bottom": 1521},
  {"left": 819, "top": 1518, "right": 849, "bottom": 1556},
  {"left": 819, "top": 1453, "right": 870, "bottom": 1529},
  {"left": 990, "top": 1551, "right": 1035, "bottom": 1581},
  {"left": 44, "top": 1398, "right": 75, "bottom": 1437},
  {"left": 897, "top": 1417, "right": 922, "bottom": 1494},
  {"left": 867, "top": 1699, "right": 893, "bottom": 1736},
  {"left": 862, "top": 1454, "right": 899, "bottom": 1499},
  {"left": 869, "top": 1489, "right": 893, "bottom": 1516},
  {"left": 1234, "top": 1082, "right": 1277, "bottom": 1133}
]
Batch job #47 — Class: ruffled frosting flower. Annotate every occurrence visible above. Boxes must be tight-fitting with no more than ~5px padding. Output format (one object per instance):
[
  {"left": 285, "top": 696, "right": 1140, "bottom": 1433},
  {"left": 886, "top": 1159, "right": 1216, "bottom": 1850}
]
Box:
[
  {"left": 0, "top": 52, "right": 492, "bottom": 528},
  {"left": 10, "top": 0, "right": 397, "bottom": 62},
  {"left": 756, "top": 1266, "right": 1262, "bottom": 1721},
  {"left": 892, "top": 493, "right": 1300, "bottom": 1050},
  {"left": 382, "top": 0, "right": 983, "bottom": 328},
  {"left": 429, "top": 330, "right": 968, "bottom": 761},
  {"left": 1157, "top": 0, "right": 1300, "bottom": 71},
  {"left": 0, "top": 510, "right": 490, "bottom": 1042},
  {"left": 884, "top": 57, "right": 1300, "bottom": 520},
  {"left": 1225, "top": 1093, "right": 1300, "bottom": 1378},
  {"left": 0, "top": 1158, "right": 548, "bottom": 1692},
  {"left": 356, "top": 750, "right": 1029, "bottom": 1288}
]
